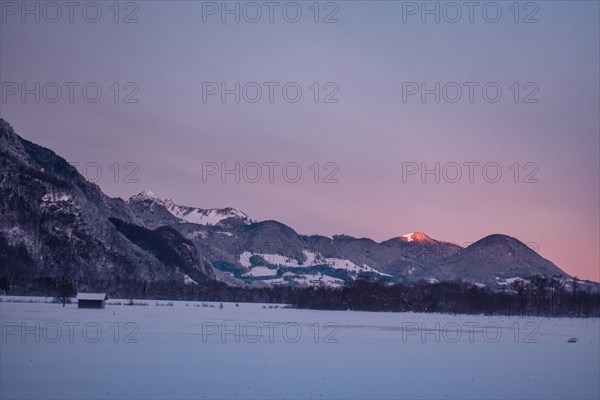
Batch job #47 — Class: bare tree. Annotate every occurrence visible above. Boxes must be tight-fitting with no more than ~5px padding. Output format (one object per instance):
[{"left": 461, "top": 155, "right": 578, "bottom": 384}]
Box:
[
  {"left": 56, "top": 277, "right": 76, "bottom": 307},
  {"left": 550, "top": 275, "right": 565, "bottom": 316}
]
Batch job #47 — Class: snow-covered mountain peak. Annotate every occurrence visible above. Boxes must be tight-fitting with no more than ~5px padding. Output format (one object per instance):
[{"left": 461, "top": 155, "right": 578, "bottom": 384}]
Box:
[
  {"left": 129, "top": 189, "right": 162, "bottom": 203},
  {"left": 127, "top": 191, "right": 255, "bottom": 226},
  {"left": 401, "top": 231, "right": 433, "bottom": 243},
  {"left": 163, "top": 200, "right": 255, "bottom": 226}
]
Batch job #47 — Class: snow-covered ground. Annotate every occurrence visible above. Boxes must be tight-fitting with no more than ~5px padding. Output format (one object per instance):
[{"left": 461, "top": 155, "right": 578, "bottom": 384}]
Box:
[{"left": 1, "top": 297, "right": 598, "bottom": 399}]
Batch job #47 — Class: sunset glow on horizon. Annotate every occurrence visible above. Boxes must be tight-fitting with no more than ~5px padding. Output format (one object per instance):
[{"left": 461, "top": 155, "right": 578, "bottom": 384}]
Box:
[{"left": 1, "top": 1, "right": 598, "bottom": 281}]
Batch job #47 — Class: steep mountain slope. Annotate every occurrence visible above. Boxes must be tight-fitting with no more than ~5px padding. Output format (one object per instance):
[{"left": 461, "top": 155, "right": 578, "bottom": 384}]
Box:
[{"left": 0, "top": 119, "right": 213, "bottom": 287}]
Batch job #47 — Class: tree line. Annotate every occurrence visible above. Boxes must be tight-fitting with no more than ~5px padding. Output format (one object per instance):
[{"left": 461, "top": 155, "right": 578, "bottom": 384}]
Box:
[
  {"left": 294, "top": 276, "right": 600, "bottom": 317},
  {"left": 1, "top": 274, "right": 598, "bottom": 317}
]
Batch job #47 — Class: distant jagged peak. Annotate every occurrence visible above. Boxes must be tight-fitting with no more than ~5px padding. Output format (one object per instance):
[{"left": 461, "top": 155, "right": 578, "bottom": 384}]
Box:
[
  {"left": 127, "top": 190, "right": 254, "bottom": 226},
  {"left": 164, "top": 200, "right": 254, "bottom": 226},
  {"left": 128, "top": 189, "right": 162, "bottom": 203}
]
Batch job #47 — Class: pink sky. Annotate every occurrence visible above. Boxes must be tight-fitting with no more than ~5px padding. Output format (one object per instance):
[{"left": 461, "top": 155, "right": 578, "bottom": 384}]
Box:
[{"left": 1, "top": 1, "right": 598, "bottom": 280}]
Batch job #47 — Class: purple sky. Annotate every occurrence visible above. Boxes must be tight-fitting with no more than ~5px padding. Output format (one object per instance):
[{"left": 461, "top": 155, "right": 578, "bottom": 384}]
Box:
[{"left": 1, "top": 1, "right": 599, "bottom": 280}]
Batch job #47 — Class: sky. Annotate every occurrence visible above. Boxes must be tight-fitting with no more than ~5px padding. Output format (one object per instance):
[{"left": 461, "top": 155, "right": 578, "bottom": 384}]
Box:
[{"left": 1, "top": 1, "right": 599, "bottom": 280}]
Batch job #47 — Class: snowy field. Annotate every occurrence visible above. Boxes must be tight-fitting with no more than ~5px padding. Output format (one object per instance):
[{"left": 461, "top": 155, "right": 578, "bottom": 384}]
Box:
[{"left": 1, "top": 297, "right": 599, "bottom": 399}]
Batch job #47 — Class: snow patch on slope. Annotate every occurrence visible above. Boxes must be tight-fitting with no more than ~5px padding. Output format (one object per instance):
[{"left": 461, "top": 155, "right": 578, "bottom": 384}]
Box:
[
  {"left": 401, "top": 233, "right": 416, "bottom": 242},
  {"left": 164, "top": 202, "right": 253, "bottom": 226},
  {"left": 42, "top": 193, "right": 72, "bottom": 203},
  {"left": 242, "top": 267, "right": 278, "bottom": 278},
  {"left": 239, "top": 251, "right": 253, "bottom": 268},
  {"left": 183, "top": 274, "right": 198, "bottom": 285},
  {"left": 242, "top": 250, "right": 390, "bottom": 276},
  {"left": 291, "top": 273, "right": 346, "bottom": 287},
  {"left": 496, "top": 277, "right": 531, "bottom": 286},
  {"left": 256, "top": 253, "right": 304, "bottom": 268}
]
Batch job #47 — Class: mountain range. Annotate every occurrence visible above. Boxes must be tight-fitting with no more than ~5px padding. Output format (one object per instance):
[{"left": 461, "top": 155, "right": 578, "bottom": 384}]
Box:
[{"left": 0, "top": 119, "right": 587, "bottom": 291}]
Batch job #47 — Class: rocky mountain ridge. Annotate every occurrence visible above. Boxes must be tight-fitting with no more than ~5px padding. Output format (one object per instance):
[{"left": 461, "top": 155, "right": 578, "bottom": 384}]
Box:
[{"left": 0, "top": 119, "right": 581, "bottom": 291}]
